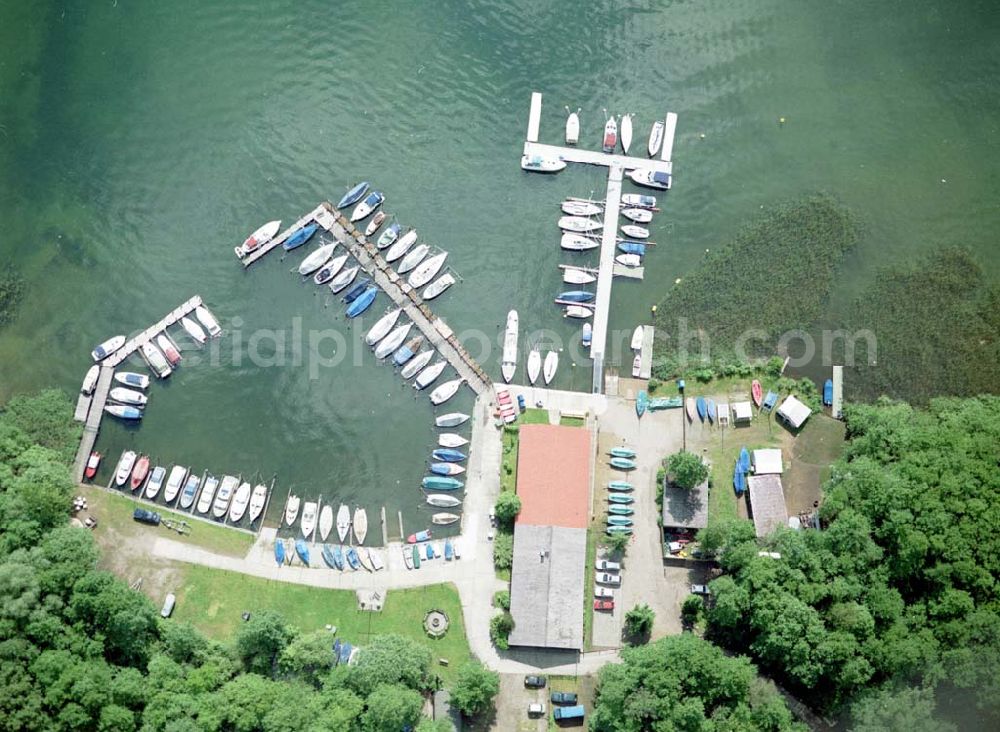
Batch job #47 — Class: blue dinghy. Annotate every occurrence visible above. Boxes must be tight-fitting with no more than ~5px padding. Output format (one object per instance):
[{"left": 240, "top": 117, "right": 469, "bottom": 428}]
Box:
[
  {"left": 342, "top": 278, "right": 373, "bottom": 303},
  {"left": 617, "top": 241, "right": 646, "bottom": 256},
  {"left": 346, "top": 286, "right": 378, "bottom": 317},
  {"left": 558, "top": 290, "right": 595, "bottom": 302},
  {"left": 445, "top": 539, "right": 454, "bottom": 561},
  {"left": 430, "top": 462, "right": 461, "bottom": 476},
  {"left": 636, "top": 390, "right": 648, "bottom": 417},
  {"left": 321, "top": 544, "right": 338, "bottom": 569},
  {"left": 706, "top": 398, "right": 717, "bottom": 423},
  {"left": 610, "top": 447, "right": 636, "bottom": 458},
  {"left": 432, "top": 448, "right": 466, "bottom": 463},
  {"left": 695, "top": 396, "right": 707, "bottom": 421},
  {"left": 294, "top": 539, "right": 310, "bottom": 567},
  {"left": 331, "top": 544, "right": 345, "bottom": 570},
  {"left": 823, "top": 379, "right": 833, "bottom": 406},
  {"left": 422, "top": 476, "right": 463, "bottom": 491},
  {"left": 338, "top": 181, "right": 369, "bottom": 209},
  {"left": 345, "top": 547, "right": 360, "bottom": 570},
  {"left": 274, "top": 539, "right": 286, "bottom": 566},
  {"left": 282, "top": 223, "right": 318, "bottom": 251},
  {"left": 610, "top": 457, "right": 636, "bottom": 470},
  {"left": 733, "top": 463, "right": 747, "bottom": 495},
  {"left": 738, "top": 447, "right": 750, "bottom": 474},
  {"left": 425, "top": 543, "right": 434, "bottom": 560}
]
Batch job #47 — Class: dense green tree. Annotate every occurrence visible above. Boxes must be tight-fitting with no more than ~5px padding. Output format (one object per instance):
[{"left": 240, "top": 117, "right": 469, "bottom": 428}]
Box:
[
  {"left": 414, "top": 719, "right": 452, "bottom": 732},
  {"left": 234, "top": 611, "right": 291, "bottom": 676},
  {"left": 489, "top": 613, "right": 513, "bottom": 650},
  {"left": 160, "top": 622, "right": 208, "bottom": 665},
  {"left": 665, "top": 450, "right": 708, "bottom": 490},
  {"left": 493, "top": 491, "right": 521, "bottom": 527},
  {"left": 69, "top": 570, "right": 160, "bottom": 668},
  {"left": 0, "top": 389, "right": 80, "bottom": 463},
  {"left": 623, "top": 604, "right": 655, "bottom": 642},
  {"left": 361, "top": 684, "right": 423, "bottom": 732},
  {"left": 216, "top": 673, "right": 281, "bottom": 732},
  {"left": 850, "top": 685, "right": 956, "bottom": 732},
  {"left": 346, "top": 633, "right": 432, "bottom": 697},
  {"left": 682, "top": 595, "right": 704, "bottom": 626},
  {"left": 492, "top": 531, "right": 513, "bottom": 570},
  {"left": 449, "top": 661, "right": 499, "bottom": 717},
  {"left": 278, "top": 629, "right": 335, "bottom": 685}
]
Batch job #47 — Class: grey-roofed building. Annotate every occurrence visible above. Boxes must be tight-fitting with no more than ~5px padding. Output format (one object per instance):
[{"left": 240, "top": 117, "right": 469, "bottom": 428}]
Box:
[
  {"left": 661, "top": 477, "right": 709, "bottom": 531},
  {"left": 747, "top": 474, "right": 788, "bottom": 538},
  {"left": 508, "top": 524, "right": 587, "bottom": 650}
]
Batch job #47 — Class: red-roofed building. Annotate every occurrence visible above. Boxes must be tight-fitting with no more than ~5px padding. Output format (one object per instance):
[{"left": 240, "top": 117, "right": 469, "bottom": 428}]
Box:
[{"left": 515, "top": 424, "right": 591, "bottom": 529}]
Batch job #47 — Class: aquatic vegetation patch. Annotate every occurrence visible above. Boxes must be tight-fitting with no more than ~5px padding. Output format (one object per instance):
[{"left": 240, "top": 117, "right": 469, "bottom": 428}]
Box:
[
  {"left": 0, "top": 265, "right": 25, "bottom": 326},
  {"left": 844, "top": 247, "right": 999, "bottom": 403},
  {"left": 652, "top": 194, "right": 861, "bottom": 352}
]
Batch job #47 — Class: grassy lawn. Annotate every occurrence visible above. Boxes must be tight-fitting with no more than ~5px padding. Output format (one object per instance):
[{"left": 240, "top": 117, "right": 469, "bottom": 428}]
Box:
[
  {"left": 79, "top": 485, "right": 255, "bottom": 557},
  {"left": 501, "top": 425, "right": 519, "bottom": 494},
  {"left": 582, "top": 524, "right": 598, "bottom": 651},
  {"left": 560, "top": 416, "right": 585, "bottom": 427},
  {"left": 172, "top": 565, "right": 471, "bottom": 682},
  {"left": 523, "top": 408, "right": 550, "bottom": 424}
]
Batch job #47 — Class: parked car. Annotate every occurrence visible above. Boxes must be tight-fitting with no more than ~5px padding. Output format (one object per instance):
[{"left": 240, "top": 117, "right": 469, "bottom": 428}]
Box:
[
  {"left": 595, "top": 559, "right": 621, "bottom": 572},
  {"left": 595, "top": 572, "right": 621, "bottom": 586},
  {"left": 690, "top": 583, "right": 711, "bottom": 595},
  {"left": 132, "top": 508, "right": 161, "bottom": 526},
  {"left": 594, "top": 599, "right": 614, "bottom": 611},
  {"left": 524, "top": 675, "right": 546, "bottom": 688},
  {"left": 554, "top": 704, "right": 586, "bottom": 721},
  {"left": 160, "top": 593, "right": 176, "bottom": 618},
  {"left": 527, "top": 702, "right": 546, "bottom": 717},
  {"left": 594, "top": 586, "right": 614, "bottom": 598},
  {"left": 551, "top": 692, "right": 578, "bottom": 705}
]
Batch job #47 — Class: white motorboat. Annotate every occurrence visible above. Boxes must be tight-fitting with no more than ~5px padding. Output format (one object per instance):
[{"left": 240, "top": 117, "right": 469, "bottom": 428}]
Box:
[
  {"left": 114, "top": 450, "right": 137, "bottom": 486},
  {"left": 631, "top": 326, "right": 644, "bottom": 350},
  {"left": 354, "top": 508, "right": 368, "bottom": 544},
  {"left": 648, "top": 120, "right": 665, "bottom": 157},
  {"left": 622, "top": 193, "right": 656, "bottom": 208},
  {"left": 565, "top": 109, "right": 580, "bottom": 144},
  {"left": 81, "top": 365, "right": 100, "bottom": 395},
  {"left": 213, "top": 475, "right": 239, "bottom": 518},
  {"left": 435, "top": 412, "right": 470, "bottom": 428},
  {"left": 300, "top": 501, "right": 317, "bottom": 538},
  {"left": 564, "top": 305, "right": 593, "bottom": 319},
  {"left": 385, "top": 229, "right": 418, "bottom": 262},
  {"left": 298, "top": 242, "right": 336, "bottom": 275},
  {"left": 374, "top": 322, "right": 412, "bottom": 359},
  {"left": 364, "top": 211, "right": 386, "bottom": 237},
  {"left": 526, "top": 348, "right": 541, "bottom": 385},
  {"left": 431, "top": 512, "right": 460, "bottom": 526},
  {"left": 521, "top": 154, "right": 566, "bottom": 173},
  {"left": 162, "top": 465, "right": 187, "bottom": 503},
  {"left": 632, "top": 354, "right": 642, "bottom": 377},
  {"left": 434, "top": 463, "right": 465, "bottom": 475},
  {"left": 318, "top": 504, "right": 334, "bottom": 541},
  {"left": 248, "top": 484, "right": 267, "bottom": 522},
  {"left": 115, "top": 371, "right": 149, "bottom": 389},
  {"left": 365, "top": 309, "right": 402, "bottom": 346},
  {"left": 110, "top": 387, "right": 147, "bottom": 406},
  {"left": 397, "top": 244, "right": 429, "bottom": 274},
  {"left": 616, "top": 253, "right": 642, "bottom": 267},
  {"left": 500, "top": 310, "right": 518, "bottom": 383},
  {"left": 181, "top": 316, "right": 207, "bottom": 344},
  {"left": 543, "top": 351, "right": 559, "bottom": 384},
  {"left": 350, "top": 190, "right": 384, "bottom": 222},
  {"left": 628, "top": 169, "right": 671, "bottom": 190},
  {"left": 430, "top": 378, "right": 463, "bottom": 405},
  {"left": 621, "top": 207, "right": 653, "bottom": 223},
  {"left": 426, "top": 493, "right": 462, "bottom": 508},
  {"left": 285, "top": 494, "right": 300, "bottom": 526},
  {"left": 620, "top": 114, "right": 633, "bottom": 154},
  {"left": 400, "top": 349, "right": 434, "bottom": 379},
  {"left": 156, "top": 333, "right": 181, "bottom": 365},
  {"left": 561, "top": 233, "right": 600, "bottom": 251},
  {"left": 336, "top": 504, "right": 351, "bottom": 542},
  {"left": 621, "top": 224, "right": 649, "bottom": 239},
  {"left": 313, "top": 254, "right": 348, "bottom": 284},
  {"left": 602, "top": 116, "right": 618, "bottom": 153},
  {"left": 559, "top": 216, "right": 602, "bottom": 233},
  {"left": 236, "top": 219, "right": 281, "bottom": 258},
  {"left": 196, "top": 475, "right": 219, "bottom": 514},
  {"left": 562, "top": 200, "right": 602, "bottom": 217},
  {"left": 328, "top": 265, "right": 359, "bottom": 293},
  {"left": 438, "top": 433, "right": 469, "bottom": 448},
  {"left": 414, "top": 360, "right": 447, "bottom": 389},
  {"left": 141, "top": 341, "right": 172, "bottom": 378},
  {"left": 144, "top": 466, "right": 166, "bottom": 499},
  {"left": 423, "top": 273, "right": 455, "bottom": 300},
  {"left": 408, "top": 251, "right": 447, "bottom": 288},
  {"left": 229, "top": 482, "right": 251, "bottom": 522},
  {"left": 563, "top": 268, "right": 596, "bottom": 284},
  {"left": 377, "top": 222, "right": 400, "bottom": 249},
  {"left": 195, "top": 306, "right": 222, "bottom": 337},
  {"left": 92, "top": 335, "right": 125, "bottom": 362},
  {"left": 368, "top": 548, "right": 385, "bottom": 571},
  {"left": 105, "top": 404, "right": 142, "bottom": 420}
]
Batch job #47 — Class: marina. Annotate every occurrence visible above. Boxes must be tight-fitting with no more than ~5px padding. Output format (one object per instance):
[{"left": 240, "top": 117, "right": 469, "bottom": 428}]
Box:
[{"left": 521, "top": 92, "right": 677, "bottom": 392}]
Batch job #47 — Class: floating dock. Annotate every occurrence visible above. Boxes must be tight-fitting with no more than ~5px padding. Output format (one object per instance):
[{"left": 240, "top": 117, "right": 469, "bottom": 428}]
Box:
[
  {"left": 240, "top": 206, "right": 327, "bottom": 268},
  {"left": 72, "top": 295, "right": 207, "bottom": 482},
  {"left": 522, "top": 92, "right": 677, "bottom": 394},
  {"left": 638, "top": 325, "right": 654, "bottom": 380}
]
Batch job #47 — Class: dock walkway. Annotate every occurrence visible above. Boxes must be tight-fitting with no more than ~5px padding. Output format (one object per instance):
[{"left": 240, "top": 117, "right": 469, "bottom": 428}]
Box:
[
  {"left": 240, "top": 206, "right": 327, "bottom": 268},
  {"left": 72, "top": 295, "right": 206, "bottom": 482},
  {"left": 313, "top": 203, "right": 493, "bottom": 397}
]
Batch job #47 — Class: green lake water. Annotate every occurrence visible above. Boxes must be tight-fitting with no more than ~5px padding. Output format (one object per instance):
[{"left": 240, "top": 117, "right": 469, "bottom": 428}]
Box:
[{"left": 1, "top": 0, "right": 997, "bottom": 529}]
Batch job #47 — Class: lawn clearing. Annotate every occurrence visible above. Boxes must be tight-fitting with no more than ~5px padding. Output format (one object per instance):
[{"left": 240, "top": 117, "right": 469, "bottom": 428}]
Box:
[{"left": 172, "top": 565, "right": 471, "bottom": 682}]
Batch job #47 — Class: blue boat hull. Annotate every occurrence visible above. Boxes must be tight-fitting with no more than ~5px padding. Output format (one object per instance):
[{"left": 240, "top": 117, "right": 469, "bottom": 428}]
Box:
[
  {"left": 617, "top": 242, "right": 646, "bottom": 256},
  {"left": 346, "top": 548, "right": 360, "bottom": 570},
  {"left": 444, "top": 540, "right": 454, "bottom": 560},
  {"left": 738, "top": 447, "right": 750, "bottom": 474},
  {"left": 636, "top": 391, "right": 648, "bottom": 417},
  {"left": 432, "top": 449, "right": 466, "bottom": 463},
  {"left": 706, "top": 399, "right": 716, "bottom": 423},
  {"left": 558, "top": 290, "right": 595, "bottom": 302},
  {"left": 429, "top": 462, "right": 457, "bottom": 476},
  {"left": 294, "top": 539, "right": 310, "bottom": 567},
  {"left": 346, "top": 287, "right": 377, "bottom": 317},
  {"left": 425, "top": 544, "right": 434, "bottom": 560},
  {"left": 393, "top": 346, "right": 415, "bottom": 366},
  {"left": 823, "top": 379, "right": 833, "bottom": 406},
  {"left": 422, "top": 477, "right": 463, "bottom": 490},
  {"left": 283, "top": 223, "right": 319, "bottom": 251},
  {"left": 338, "top": 181, "right": 369, "bottom": 209},
  {"left": 610, "top": 458, "right": 636, "bottom": 470},
  {"left": 342, "top": 278, "right": 372, "bottom": 303},
  {"left": 332, "top": 545, "right": 344, "bottom": 570},
  {"left": 321, "top": 544, "right": 338, "bottom": 569},
  {"left": 695, "top": 396, "right": 707, "bottom": 421},
  {"left": 274, "top": 539, "right": 286, "bottom": 566},
  {"left": 733, "top": 464, "right": 747, "bottom": 495}
]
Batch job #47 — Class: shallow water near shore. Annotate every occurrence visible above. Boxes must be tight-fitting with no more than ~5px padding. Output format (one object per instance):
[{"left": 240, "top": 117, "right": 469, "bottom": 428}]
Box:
[{"left": 1, "top": 0, "right": 997, "bottom": 527}]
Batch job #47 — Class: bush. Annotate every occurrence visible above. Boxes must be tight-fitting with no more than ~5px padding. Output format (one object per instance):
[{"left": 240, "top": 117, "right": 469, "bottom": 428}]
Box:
[
  {"left": 606, "top": 531, "right": 630, "bottom": 554},
  {"left": 666, "top": 451, "right": 709, "bottom": 490},
  {"left": 494, "top": 492, "right": 521, "bottom": 527},
  {"left": 492, "top": 531, "right": 513, "bottom": 570},
  {"left": 449, "top": 662, "right": 500, "bottom": 717},
  {"left": 493, "top": 591, "right": 510, "bottom": 611},
  {"left": 624, "top": 604, "right": 655, "bottom": 642},
  {"left": 647, "top": 378, "right": 661, "bottom": 393},
  {"left": 489, "top": 613, "right": 513, "bottom": 650},
  {"left": 681, "top": 595, "right": 704, "bottom": 625}
]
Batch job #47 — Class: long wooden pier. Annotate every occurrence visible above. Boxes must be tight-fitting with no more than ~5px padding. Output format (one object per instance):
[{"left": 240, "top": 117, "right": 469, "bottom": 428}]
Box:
[
  {"left": 313, "top": 203, "right": 493, "bottom": 396},
  {"left": 522, "top": 91, "right": 678, "bottom": 393},
  {"left": 72, "top": 295, "right": 208, "bottom": 482}
]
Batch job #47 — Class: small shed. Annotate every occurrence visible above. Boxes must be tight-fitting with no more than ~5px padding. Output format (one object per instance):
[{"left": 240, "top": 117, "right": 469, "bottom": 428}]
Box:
[
  {"left": 752, "top": 448, "right": 783, "bottom": 475},
  {"left": 777, "top": 395, "right": 811, "bottom": 429},
  {"left": 732, "top": 401, "right": 753, "bottom": 423}
]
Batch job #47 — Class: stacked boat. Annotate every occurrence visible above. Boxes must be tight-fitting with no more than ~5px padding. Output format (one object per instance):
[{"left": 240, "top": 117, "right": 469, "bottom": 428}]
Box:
[{"left": 605, "top": 445, "right": 638, "bottom": 535}]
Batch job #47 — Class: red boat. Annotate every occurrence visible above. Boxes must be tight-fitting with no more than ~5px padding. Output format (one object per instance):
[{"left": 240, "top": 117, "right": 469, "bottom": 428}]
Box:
[
  {"left": 130, "top": 455, "right": 150, "bottom": 492},
  {"left": 602, "top": 117, "right": 618, "bottom": 154},
  {"left": 751, "top": 380, "right": 763, "bottom": 407},
  {"left": 84, "top": 451, "right": 101, "bottom": 480},
  {"left": 157, "top": 334, "right": 182, "bottom": 366}
]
